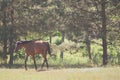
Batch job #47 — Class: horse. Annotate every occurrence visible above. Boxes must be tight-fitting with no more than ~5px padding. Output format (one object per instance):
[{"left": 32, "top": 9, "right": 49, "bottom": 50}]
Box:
[{"left": 14, "top": 40, "right": 51, "bottom": 70}]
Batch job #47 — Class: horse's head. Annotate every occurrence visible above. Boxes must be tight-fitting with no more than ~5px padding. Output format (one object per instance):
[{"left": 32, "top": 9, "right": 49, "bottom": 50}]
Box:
[{"left": 14, "top": 41, "right": 23, "bottom": 52}]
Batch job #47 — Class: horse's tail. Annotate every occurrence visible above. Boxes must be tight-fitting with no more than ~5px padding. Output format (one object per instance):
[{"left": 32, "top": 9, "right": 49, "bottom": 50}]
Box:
[{"left": 47, "top": 42, "right": 51, "bottom": 56}]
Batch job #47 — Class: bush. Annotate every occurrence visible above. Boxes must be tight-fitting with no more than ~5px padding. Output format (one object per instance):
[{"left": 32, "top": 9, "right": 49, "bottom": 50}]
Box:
[{"left": 55, "top": 38, "right": 62, "bottom": 45}]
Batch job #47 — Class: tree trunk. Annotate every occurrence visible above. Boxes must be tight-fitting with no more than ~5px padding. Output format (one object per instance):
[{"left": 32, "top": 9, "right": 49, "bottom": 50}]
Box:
[
  {"left": 9, "top": 25, "right": 14, "bottom": 66},
  {"left": 9, "top": 4, "right": 14, "bottom": 66},
  {"left": 49, "top": 35, "right": 52, "bottom": 44},
  {"left": 101, "top": 0, "right": 108, "bottom": 65},
  {"left": 3, "top": 36, "right": 7, "bottom": 64},
  {"left": 2, "top": 1, "right": 8, "bottom": 64},
  {"left": 85, "top": 32, "right": 92, "bottom": 60},
  {"left": 82, "top": 0, "right": 92, "bottom": 60},
  {"left": 60, "top": 31, "right": 65, "bottom": 59},
  {"left": 84, "top": 24, "right": 92, "bottom": 60},
  {"left": 9, "top": 38, "right": 14, "bottom": 65}
]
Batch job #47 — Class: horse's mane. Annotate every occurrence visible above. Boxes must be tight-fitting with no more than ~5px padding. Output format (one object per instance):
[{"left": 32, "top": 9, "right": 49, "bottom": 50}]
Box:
[
  {"left": 17, "top": 40, "right": 33, "bottom": 44},
  {"left": 21, "top": 40, "right": 33, "bottom": 44}
]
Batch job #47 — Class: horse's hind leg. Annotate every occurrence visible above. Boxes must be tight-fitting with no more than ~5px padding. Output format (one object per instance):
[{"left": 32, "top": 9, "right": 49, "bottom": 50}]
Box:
[{"left": 25, "top": 55, "right": 28, "bottom": 70}]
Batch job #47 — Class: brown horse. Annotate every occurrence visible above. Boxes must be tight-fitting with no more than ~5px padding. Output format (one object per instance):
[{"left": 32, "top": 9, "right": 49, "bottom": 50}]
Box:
[{"left": 14, "top": 40, "right": 51, "bottom": 70}]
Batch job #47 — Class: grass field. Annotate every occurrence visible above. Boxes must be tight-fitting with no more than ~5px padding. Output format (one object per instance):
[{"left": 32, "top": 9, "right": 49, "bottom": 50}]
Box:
[{"left": 0, "top": 67, "right": 120, "bottom": 80}]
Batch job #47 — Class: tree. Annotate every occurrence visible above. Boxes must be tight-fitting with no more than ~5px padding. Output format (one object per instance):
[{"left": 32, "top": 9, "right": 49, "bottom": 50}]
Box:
[
  {"left": 0, "top": 0, "right": 16, "bottom": 65},
  {"left": 8, "top": 0, "right": 15, "bottom": 65},
  {"left": 60, "top": 31, "right": 65, "bottom": 59},
  {"left": 1, "top": 0, "right": 8, "bottom": 64},
  {"left": 101, "top": 0, "right": 108, "bottom": 65}
]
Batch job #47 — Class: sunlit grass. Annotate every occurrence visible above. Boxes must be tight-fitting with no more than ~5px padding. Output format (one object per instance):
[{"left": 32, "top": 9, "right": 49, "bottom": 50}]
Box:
[{"left": 0, "top": 67, "right": 120, "bottom": 80}]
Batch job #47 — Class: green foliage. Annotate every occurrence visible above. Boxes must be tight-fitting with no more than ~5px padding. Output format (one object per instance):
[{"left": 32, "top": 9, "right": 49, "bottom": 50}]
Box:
[
  {"left": 52, "top": 31, "right": 62, "bottom": 45},
  {"left": 107, "top": 45, "right": 119, "bottom": 64},
  {"left": 48, "top": 52, "right": 89, "bottom": 68},
  {"left": 14, "top": 48, "right": 25, "bottom": 60},
  {"left": 52, "top": 31, "right": 62, "bottom": 37},
  {"left": 54, "top": 38, "right": 62, "bottom": 45}
]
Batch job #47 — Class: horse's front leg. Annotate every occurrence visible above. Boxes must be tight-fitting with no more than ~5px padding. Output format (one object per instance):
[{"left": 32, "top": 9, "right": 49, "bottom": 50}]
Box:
[
  {"left": 32, "top": 56, "right": 37, "bottom": 70},
  {"left": 41, "top": 57, "right": 49, "bottom": 69},
  {"left": 41, "top": 58, "right": 45, "bottom": 69},
  {"left": 45, "top": 58, "right": 49, "bottom": 69},
  {"left": 41, "top": 52, "right": 49, "bottom": 69},
  {"left": 25, "top": 55, "right": 28, "bottom": 70}
]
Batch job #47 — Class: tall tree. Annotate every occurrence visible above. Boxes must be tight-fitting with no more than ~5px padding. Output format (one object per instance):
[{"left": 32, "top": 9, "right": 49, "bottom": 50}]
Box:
[
  {"left": 101, "top": 0, "right": 108, "bottom": 65},
  {"left": 82, "top": 0, "right": 92, "bottom": 60}
]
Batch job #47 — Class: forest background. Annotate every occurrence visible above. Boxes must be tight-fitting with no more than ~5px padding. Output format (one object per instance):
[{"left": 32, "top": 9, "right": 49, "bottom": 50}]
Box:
[{"left": 0, "top": 0, "right": 120, "bottom": 68}]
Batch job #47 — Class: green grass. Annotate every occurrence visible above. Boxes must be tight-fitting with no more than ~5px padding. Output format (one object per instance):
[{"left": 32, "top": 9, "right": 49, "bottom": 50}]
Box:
[{"left": 0, "top": 67, "right": 120, "bottom": 80}]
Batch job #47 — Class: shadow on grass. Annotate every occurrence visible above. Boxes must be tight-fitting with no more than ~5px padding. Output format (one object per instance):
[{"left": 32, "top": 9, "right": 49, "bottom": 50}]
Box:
[
  {"left": 37, "top": 69, "right": 49, "bottom": 72},
  {"left": 49, "top": 63, "right": 93, "bottom": 69},
  {"left": 0, "top": 63, "right": 24, "bottom": 69},
  {"left": 0, "top": 63, "right": 94, "bottom": 70}
]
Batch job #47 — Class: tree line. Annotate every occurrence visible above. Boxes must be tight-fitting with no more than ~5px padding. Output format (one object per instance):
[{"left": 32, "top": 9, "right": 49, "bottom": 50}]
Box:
[{"left": 0, "top": 0, "right": 120, "bottom": 66}]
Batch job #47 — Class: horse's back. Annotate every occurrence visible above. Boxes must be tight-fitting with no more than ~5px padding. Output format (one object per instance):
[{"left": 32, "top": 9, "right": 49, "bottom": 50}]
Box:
[
  {"left": 34, "top": 40, "right": 48, "bottom": 46},
  {"left": 33, "top": 40, "right": 48, "bottom": 53}
]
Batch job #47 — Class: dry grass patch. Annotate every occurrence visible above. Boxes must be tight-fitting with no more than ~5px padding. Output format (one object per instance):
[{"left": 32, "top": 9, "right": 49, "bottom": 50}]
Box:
[{"left": 0, "top": 67, "right": 120, "bottom": 80}]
